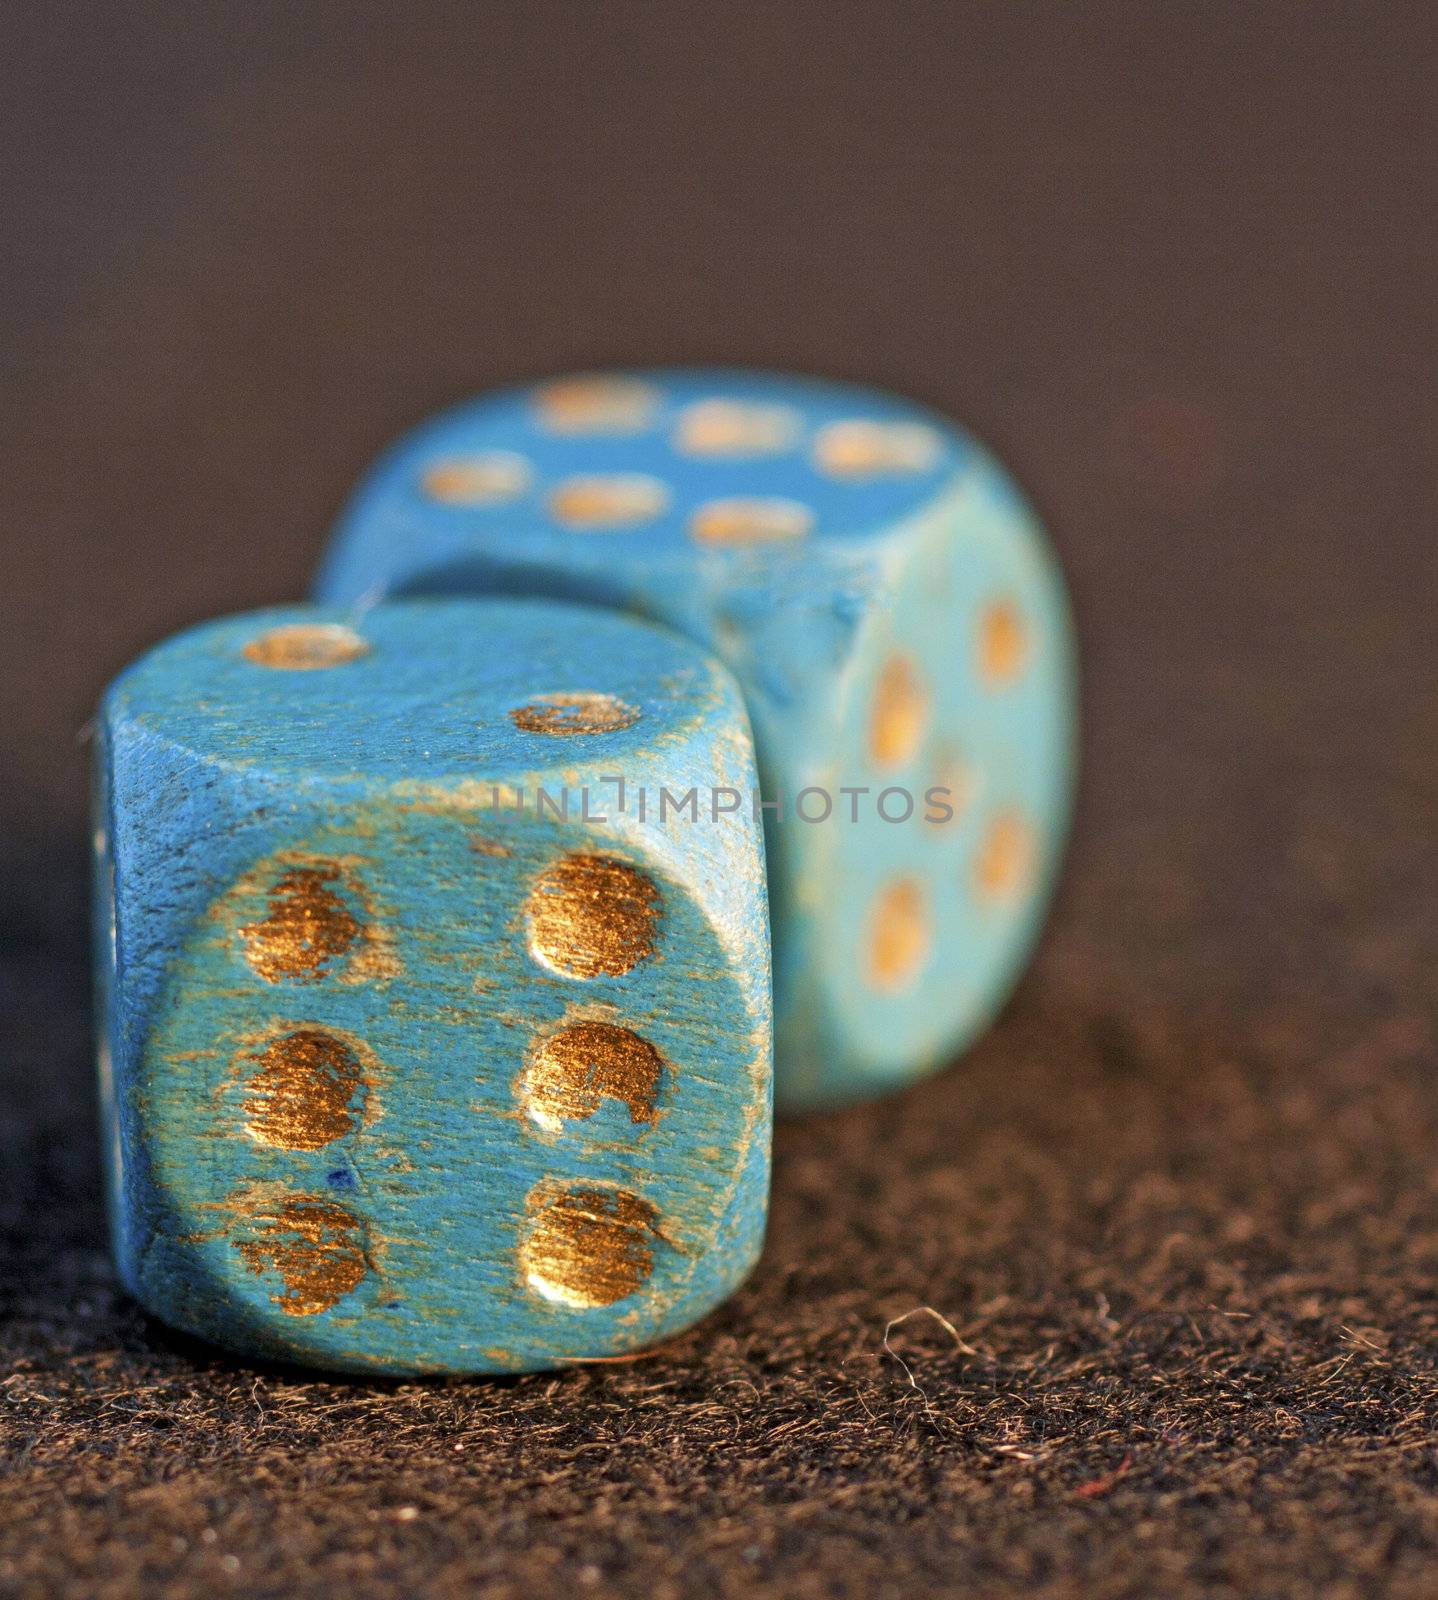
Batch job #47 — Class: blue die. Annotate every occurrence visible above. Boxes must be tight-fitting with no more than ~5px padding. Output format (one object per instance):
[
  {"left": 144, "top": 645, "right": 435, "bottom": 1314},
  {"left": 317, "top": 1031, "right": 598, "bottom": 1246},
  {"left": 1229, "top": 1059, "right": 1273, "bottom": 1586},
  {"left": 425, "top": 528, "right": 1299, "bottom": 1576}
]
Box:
[
  {"left": 316, "top": 371, "right": 1077, "bottom": 1109},
  {"left": 95, "top": 598, "right": 771, "bottom": 1374}
]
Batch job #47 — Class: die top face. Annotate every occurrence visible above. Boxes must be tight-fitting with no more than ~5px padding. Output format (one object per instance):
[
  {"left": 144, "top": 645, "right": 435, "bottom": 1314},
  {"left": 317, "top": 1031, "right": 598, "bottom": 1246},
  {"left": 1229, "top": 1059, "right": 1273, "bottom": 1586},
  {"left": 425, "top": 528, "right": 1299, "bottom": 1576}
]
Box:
[
  {"left": 106, "top": 597, "right": 732, "bottom": 790},
  {"left": 316, "top": 369, "right": 970, "bottom": 601},
  {"left": 98, "top": 599, "right": 770, "bottom": 1373}
]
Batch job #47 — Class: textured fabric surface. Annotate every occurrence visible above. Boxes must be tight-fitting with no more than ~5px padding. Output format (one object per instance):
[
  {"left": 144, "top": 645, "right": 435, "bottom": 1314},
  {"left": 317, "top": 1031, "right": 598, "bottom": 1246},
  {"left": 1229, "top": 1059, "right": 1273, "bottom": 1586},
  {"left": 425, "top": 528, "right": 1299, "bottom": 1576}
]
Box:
[{"left": 3, "top": 4, "right": 1436, "bottom": 1596}]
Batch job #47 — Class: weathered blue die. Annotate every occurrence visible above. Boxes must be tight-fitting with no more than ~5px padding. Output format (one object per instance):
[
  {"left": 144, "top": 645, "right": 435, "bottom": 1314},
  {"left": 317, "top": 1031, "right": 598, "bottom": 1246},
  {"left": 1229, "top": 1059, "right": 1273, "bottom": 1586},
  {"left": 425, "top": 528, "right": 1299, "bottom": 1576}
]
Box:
[
  {"left": 316, "top": 370, "right": 1077, "bottom": 1109},
  {"left": 95, "top": 598, "right": 771, "bottom": 1375}
]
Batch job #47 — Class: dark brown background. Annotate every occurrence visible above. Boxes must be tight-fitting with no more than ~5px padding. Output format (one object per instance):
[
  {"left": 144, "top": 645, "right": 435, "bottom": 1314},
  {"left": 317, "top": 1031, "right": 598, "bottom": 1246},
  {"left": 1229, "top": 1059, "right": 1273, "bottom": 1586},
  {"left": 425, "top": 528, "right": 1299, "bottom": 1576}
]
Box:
[{"left": 4, "top": 4, "right": 1437, "bottom": 1596}]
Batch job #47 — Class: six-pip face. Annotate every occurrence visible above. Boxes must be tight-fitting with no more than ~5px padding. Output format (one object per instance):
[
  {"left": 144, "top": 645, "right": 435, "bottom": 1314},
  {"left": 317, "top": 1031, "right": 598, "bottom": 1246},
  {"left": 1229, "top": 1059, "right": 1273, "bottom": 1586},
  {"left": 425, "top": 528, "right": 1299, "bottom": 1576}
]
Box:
[{"left": 96, "top": 598, "right": 770, "bottom": 1374}]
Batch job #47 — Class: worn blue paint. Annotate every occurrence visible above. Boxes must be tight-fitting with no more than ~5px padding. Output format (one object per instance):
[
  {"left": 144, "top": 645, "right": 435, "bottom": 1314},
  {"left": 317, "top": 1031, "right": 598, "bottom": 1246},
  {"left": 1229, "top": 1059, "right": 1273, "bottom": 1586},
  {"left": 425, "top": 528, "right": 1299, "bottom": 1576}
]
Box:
[
  {"left": 96, "top": 598, "right": 771, "bottom": 1375},
  {"left": 315, "top": 370, "right": 1078, "bottom": 1109}
]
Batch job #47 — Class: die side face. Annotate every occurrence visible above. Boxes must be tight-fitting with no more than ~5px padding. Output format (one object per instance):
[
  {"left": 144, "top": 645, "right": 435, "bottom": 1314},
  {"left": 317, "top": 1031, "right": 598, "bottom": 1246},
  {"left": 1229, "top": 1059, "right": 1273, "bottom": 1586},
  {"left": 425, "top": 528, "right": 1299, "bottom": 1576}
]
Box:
[
  {"left": 97, "top": 600, "right": 770, "bottom": 1374},
  {"left": 314, "top": 370, "right": 1077, "bottom": 1109},
  {"left": 806, "top": 472, "right": 1077, "bottom": 1096}
]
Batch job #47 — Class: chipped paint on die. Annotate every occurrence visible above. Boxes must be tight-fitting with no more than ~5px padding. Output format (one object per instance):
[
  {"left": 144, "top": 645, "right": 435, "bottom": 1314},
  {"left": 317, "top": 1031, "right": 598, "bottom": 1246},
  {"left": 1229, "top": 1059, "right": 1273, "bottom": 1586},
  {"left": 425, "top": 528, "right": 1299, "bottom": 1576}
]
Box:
[
  {"left": 525, "top": 853, "right": 661, "bottom": 979},
  {"left": 519, "top": 1182, "right": 663, "bottom": 1309},
  {"left": 228, "top": 1190, "right": 372, "bottom": 1317},
  {"left": 519, "top": 1017, "right": 666, "bottom": 1135},
  {"left": 220, "top": 851, "right": 402, "bottom": 987},
  {"left": 508, "top": 691, "right": 641, "bottom": 736},
  {"left": 233, "top": 1026, "right": 374, "bottom": 1152}
]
